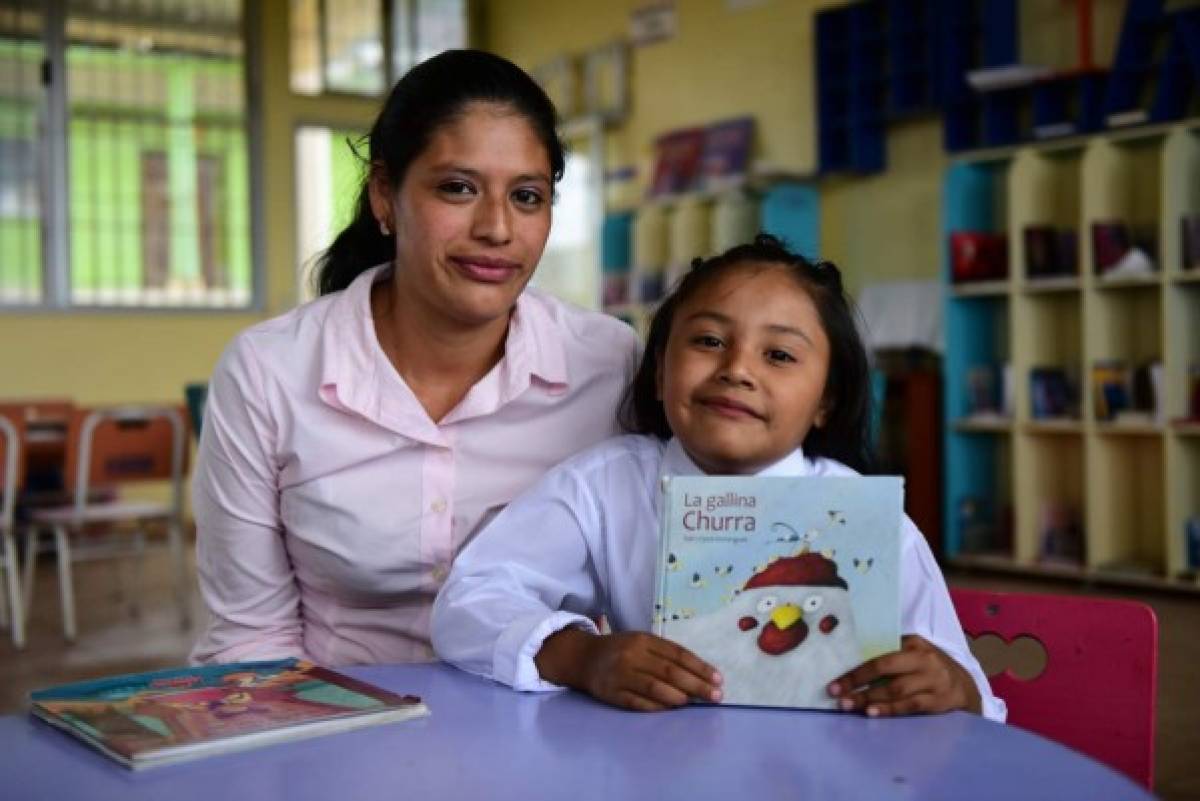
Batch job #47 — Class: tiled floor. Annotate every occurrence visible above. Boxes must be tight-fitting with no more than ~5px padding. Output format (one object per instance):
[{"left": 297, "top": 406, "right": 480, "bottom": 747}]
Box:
[{"left": 0, "top": 551, "right": 1196, "bottom": 799}]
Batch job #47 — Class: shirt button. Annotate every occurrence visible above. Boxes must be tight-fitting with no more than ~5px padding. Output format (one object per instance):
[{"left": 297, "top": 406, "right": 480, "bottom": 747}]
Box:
[{"left": 430, "top": 499, "right": 447, "bottom": 514}]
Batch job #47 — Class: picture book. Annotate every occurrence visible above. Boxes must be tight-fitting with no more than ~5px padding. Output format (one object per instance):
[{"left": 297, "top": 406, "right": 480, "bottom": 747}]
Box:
[
  {"left": 647, "top": 127, "right": 706, "bottom": 197},
  {"left": 30, "top": 659, "right": 428, "bottom": 769},
  {"left": 698, "top": 116, "right": 754, "bottom": 192},
  {"left": 653, "top": 475, "right": 903, "bottom": 710}
]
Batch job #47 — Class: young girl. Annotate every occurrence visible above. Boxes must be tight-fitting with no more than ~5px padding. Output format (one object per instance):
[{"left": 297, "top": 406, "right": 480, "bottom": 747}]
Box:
[{"left": 432, "top": 234, "right": 1005, "bottom": 721}]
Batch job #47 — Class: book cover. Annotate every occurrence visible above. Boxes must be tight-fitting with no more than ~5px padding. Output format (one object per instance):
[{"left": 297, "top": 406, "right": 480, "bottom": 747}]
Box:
[
  {"left": 1091, "top": 221, "right": 1132, "bottom": 276},
  {"left": 30, "top": 659, "right": 428, "bottom": 769},
  {"left": 698, "top": 117, "right": 754, "bottom": 192},
  {"left": 653, "top": 475, "right": 902, "bottom": 710},
  {"left": 647, "top": 127, "right": 706, "bottom": 197},
  {"left": 1023, "top": 225, "right": 1058, "bottom": 277}
]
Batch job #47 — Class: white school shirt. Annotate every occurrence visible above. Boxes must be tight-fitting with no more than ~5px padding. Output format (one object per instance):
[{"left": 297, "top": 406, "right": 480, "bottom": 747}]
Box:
[
  {"left": 432, "top": 435, "right": 1007, "bottom": 722},
  {"left": 190, "top": 264, "right": 640, "bottom": 667}
]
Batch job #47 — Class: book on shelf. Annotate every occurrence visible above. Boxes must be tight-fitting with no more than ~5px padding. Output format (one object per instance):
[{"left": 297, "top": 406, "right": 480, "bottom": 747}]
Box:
[
  {"left": 1092, "top": 221, "right": 1157, "bottom": 279},
  {"left": 647, "top": 127, "right": 706, "bottom": 197},
  {"left": 1187, "top": 517, "right": 1200, "bottom": 572},
  {"left": 1092, "top": 360, "right": 1129, "bottom": 422},
  {"left": 654, "top": 474, "right": 902, "bottom": 710},
  {"left": 30, "top": 659, "right": 428, "bottom": 770},
  {"left": 698, "top": 116, "right": 754, "bottom": 192},
  {"left": 965, "top": 362, "right": 1011, "bottom": 417},
  {"left": 1184, "top": 214, "right": 1200, "bottom": 273},
  {"left": 1190, "top": 363, "right": 1200, "bottom": 420},
  {"left": 1023, "top": 225, "right": 1077, "bottom": 278},
  {"left": 957, "top": 495, "right": 1012, "bottom": 555},
  {"left": 1038, "top": 502, "right": 1084, "bottom": 567},
  {"left": 1030, "top": 366, "right": 1076, "bottom": 419},
  {"left": 949, "top": 231, "right": 1008, "bottom": 283}
]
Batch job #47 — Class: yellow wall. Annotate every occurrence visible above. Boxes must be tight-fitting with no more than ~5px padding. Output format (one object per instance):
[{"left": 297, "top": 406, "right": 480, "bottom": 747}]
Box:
[
  {"left": 486, "top": 0, "right": 837, "bottom": 182},
  {"left": 0, "top": 0, "right": 379, "bottom": 405},
  {"left": 484, "top": 0, "right": 1125, "bottom": 295},
  {"left": 484, "top": 0, "right": 942, "bottom": 294}
]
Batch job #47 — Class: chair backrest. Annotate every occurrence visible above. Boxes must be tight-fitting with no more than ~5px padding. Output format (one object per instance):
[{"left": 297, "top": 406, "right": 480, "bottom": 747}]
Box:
[
  {"left": 0, "top": 408, "right": 25, "bottom": 529},
  {"left": 184, "top": 382, "right": 208, "bottom": 441},
  {"left": 62, "top": 406, "right": 188, "bottom": 516},
  {"left": 950, "top": 587, "right": 1157, "bottom": 788}
]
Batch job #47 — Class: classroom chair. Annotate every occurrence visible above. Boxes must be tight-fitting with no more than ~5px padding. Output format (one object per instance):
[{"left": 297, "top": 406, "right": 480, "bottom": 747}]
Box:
[
  {"left": 0, "top": 409, "right": 26, "bottom": 648},
  {"left": 184, "top": 382, "right": 208, "bottom": 441},
  {"left": 950, "top": 587, "right": 1158, "bottom": 788},
  {"left": 23, "top": 405, "right": 190, "bottom": 642}
]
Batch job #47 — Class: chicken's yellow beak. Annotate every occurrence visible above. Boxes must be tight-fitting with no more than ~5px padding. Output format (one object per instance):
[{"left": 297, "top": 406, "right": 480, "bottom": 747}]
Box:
[{"left": 770, "top": 605, "right": 803, "bottom": 630}]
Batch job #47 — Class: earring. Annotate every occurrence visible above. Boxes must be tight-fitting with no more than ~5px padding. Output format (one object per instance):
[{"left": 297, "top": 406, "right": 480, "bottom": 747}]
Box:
[{"left": 379, "top": 219, "right": 390, "bottom": 236}]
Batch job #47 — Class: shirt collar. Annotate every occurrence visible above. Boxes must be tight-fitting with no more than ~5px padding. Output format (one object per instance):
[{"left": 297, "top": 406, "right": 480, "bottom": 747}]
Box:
[
  {"left": 316, "top": 265, "right": 571, "bottom": 438},
  {"left": 661, "top": 437, "right": 812, "bottom": 478}
]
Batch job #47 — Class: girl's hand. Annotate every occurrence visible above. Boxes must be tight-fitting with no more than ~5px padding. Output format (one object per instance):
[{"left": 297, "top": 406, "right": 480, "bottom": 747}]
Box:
[
  {"left": 535, "top": 628, "right": 723, "bottom": 711},
  {"left": 826, "top": 634, "right": 982, "bottom": 717}
]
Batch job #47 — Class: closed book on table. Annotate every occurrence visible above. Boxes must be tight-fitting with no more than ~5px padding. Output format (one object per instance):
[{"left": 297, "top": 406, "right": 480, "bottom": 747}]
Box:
[
  {"left": 654, "top": 475, "right": 902, "bottom": 710},
  {"left": 31, "top": 659, "right": 428, "bottom": 769}
]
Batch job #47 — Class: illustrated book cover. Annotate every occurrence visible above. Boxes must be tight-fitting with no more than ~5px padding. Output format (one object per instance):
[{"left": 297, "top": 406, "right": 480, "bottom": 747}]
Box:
[
  {"left": 653, "top": 475, "right": 903, "bottom": 710},
  {"left": 30, "top": 659, "right": 428, "bottom": 769}
]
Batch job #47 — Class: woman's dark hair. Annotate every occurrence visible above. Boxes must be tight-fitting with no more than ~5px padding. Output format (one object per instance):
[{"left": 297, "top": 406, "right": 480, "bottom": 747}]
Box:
[
  {"left": 314, "top": 49, "right": 566, "bottom": 296},
  {"left": 618, "top": 233, "right": 875, "bottom": 473}
]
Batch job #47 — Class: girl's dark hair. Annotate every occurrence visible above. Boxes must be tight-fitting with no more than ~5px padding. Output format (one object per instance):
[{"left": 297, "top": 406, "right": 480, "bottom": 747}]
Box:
[
  {"left": 314, "top": 49, "right": 566, "bottom": 296},
  {"left": 618, "top": 233, "right": 875, "bottom": 473}
]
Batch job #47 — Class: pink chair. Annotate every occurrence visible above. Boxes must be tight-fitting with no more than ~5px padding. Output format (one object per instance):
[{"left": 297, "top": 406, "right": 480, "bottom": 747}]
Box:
[{"left": 950, "top": 587, "right": 1157, "bottom": 789}]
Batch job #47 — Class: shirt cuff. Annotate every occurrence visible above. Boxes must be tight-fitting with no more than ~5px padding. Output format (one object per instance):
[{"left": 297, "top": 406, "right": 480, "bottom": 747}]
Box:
[
  {"left": 493, "top": 610, "right": 599, "bottom": 691},
  {"left": 981, "top": 691, "right": 1008, "bottom": 723}
]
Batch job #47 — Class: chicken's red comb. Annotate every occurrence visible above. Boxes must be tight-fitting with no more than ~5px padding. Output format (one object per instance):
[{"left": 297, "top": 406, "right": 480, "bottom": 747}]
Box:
[{"left": 743, "top": 553, "right": 847, "bottom": 591}]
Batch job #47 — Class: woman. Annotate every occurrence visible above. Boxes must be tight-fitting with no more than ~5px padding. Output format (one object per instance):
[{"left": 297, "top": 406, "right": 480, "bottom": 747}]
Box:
[{"left": 191, "top": 50, "right": 639, "bottom": 666}]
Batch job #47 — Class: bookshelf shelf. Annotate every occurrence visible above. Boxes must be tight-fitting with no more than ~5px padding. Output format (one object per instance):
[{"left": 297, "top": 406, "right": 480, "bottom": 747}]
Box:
[
  {"left": 1023, "top": 419, "right": 1084, "bottom": 435},
  {"left": 944, "top": 120, "right": 1200, "bottom": 583},
  {"left": 1095, "top": 421, "right": 1165, "bottom": 437},
  {"left": 1021, "top": 276, "right": 1082, "bottom": 293},
  {"left": 1094, "top": 274, "right": 1164, "bottom": 290},
  {"left": 953, "top": 415, "right": 1012, "bottom": 433},
  {"left": 950, "top": 280, "right": 1010, "bottom": 298}
]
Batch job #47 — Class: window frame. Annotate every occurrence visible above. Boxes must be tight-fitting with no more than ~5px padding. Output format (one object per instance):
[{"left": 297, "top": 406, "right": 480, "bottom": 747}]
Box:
[{"left": 0, "top": 0, "right": 264, "bottom": 313}]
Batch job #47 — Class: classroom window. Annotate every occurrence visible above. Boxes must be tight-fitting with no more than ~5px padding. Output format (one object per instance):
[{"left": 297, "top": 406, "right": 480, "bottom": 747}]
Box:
[
  {"left": 294, "top": 125, "right": 367, "bottom": 303},
  {"left": 532, "top": 148, "right": 600, "bottom": 310},
  {"left": 0, "top": 0, "right": 254, "bottom": 309},
  {"left": 289, "top": 0, "right": 469, "bottom": 96},
  {"left": 0, "top": 3, "right": 46, "bottom": 305}
]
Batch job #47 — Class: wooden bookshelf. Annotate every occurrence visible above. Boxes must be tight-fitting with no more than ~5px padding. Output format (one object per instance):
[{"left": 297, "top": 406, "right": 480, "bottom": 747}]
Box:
[{"left": 943, "top": 120, "right": 1200, "bottom": 583}]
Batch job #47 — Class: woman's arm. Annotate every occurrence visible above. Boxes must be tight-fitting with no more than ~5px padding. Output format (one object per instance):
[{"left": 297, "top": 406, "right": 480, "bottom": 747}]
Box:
[{"left": 190, "top": 336, "right": 308, "bottom": 664}]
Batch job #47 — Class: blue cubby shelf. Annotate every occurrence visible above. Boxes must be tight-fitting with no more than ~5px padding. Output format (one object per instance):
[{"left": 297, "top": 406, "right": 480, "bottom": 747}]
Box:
[{"left": 942, "top": 161, "right": 1013, "bottom": 560}]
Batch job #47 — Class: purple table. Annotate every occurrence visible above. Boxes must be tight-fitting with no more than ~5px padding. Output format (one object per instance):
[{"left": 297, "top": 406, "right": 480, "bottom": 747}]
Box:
[{"left": 0, "top": 663, "right": 1155, "bottom": 801}]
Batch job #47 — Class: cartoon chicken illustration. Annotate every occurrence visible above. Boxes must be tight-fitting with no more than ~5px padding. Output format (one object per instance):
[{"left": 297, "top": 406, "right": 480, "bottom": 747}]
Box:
[{"left": 667, "top": 553, "right": 862, "bottom": 709}]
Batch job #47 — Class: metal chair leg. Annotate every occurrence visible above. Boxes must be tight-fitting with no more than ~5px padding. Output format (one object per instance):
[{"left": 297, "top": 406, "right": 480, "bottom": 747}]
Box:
[
  {"left": 22, "top": 527, "right": 39, "bottom": 625},
  {"left": 52, "top": 525, "right": 76, "bottom": 642},
  {"left": 0, "top": 544, "right": 8, "bottom": 629},
  {"left": 167, "top": 519, "right": 190, "bottom": 629},
  {"left": 129, "top": 527, "right": 146, "bottom": 620},
  {"left": 1, "top": 530, "right": 24, "bottom": 648}
]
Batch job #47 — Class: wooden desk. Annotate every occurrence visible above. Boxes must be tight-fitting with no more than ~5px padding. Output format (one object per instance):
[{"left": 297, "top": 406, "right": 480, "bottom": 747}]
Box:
[{"left": 0, "top": 663, "right": 1156, "bottom": 800}]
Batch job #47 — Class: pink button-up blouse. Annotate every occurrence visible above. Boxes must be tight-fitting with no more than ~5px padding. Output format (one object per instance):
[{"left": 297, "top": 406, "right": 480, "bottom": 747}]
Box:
[{"left": 190, "top": 265, "right": 640, "bottom": 666}]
